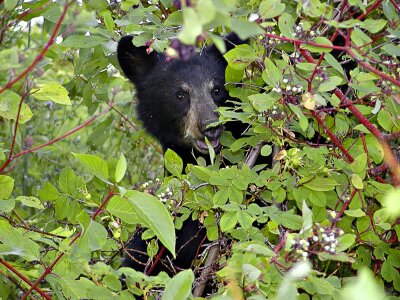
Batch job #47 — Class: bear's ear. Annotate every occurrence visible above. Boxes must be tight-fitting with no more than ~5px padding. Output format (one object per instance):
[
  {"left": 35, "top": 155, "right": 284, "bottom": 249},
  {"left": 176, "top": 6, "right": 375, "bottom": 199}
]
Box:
[
  {"left": 205, "top": 32, "right": 248, "bottom": 57},
  {"left": 117, "top": 36, "right": 159, "bottom": 85},
  {"left": 224, "top": 32, "right": 248, "bottom": 52}
]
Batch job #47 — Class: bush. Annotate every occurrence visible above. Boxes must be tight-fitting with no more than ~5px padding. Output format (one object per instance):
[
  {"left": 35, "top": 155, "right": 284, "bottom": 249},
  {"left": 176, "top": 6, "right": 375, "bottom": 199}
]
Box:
[{"left": 0, "top": 0, "right": 399, "bottom": 299}]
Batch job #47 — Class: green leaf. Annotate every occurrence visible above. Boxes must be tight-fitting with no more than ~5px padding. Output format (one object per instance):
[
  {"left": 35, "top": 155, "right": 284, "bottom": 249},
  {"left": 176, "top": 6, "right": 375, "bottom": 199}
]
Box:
[
  {"left": 261, "top": 144, "right": 272, "bottom": 156},
  {"left": 382, "top": 188, "right": 400, "bottom": 218},
  {"left": 162, "top": 269, "right": 194, "bottom": 300},
  {"left": 341, "top": 268, "right": 385, "bottom": 300},
  {"left": 230, "top": 18, "right": 264, "bottom": 40},
  {"left": 262, "top": 58, "right": 282, "bottom": 86},
  {"left": 0, "top": 220, "right": 40, "bottom": 261},
  {"left": 237, "top": 210, "right": 254, "bottom": 229},
  {"left": 33, "top": 82, "right": 71, "bottom": 105},
  {"left": 115, "top": 153, "right": 127, "bottom": 183},
  {"left": 360, "top": 19, "right": 387, "bottom": 34},
  {"left": 318, "top": 76, "right": 342, "bottom": 92},
  {"left": 303, "top": 177, "right": 339, "bottom": 191},
  {"left": 0, "top": 198, "right": 15, "bottom": 213},
  {"left": 125, "top": 190, "right": 176, "bottom": 257},
  {"left": 164, "top": 149, "right": 183, "bottom": 177},
  {"left": 336, "top": 234, "right": 356, "bottom": 251},
  {"left": 106, "top": 195, "right": 139, "bottom": 224},
  {"left": 0, "top": 90, "right": 33, "bottom": 124},
  {"left": 72, "top": 153, "right": 109, "bottom": 182},
  {"left": 38, "top": 182, "right": 60, "bottom": 201},
  {"left": 276, "top": 212, "right": 303, "bottom": 230},
  {"left": 302, "top": 200, "right": 313, "bottom": 232},
  {"left": 224, "top": 44, "right": 257, "bottom": 70},
  {"left": 220, "top": 212, "right": 237, "bottom": 232},
  {"left": 259, "top": 0, "right": 285, "bottom": 19},
  {"left": 344, "top": 209, "right": 365, "bottom": 217},
  {"left": 309, "top": 276, "right": 334, "bottom": 295},
  {"left": 178, "top": 7, "right": 202, "bottom": 44},
  {"left": 0, "top": 175, "right": 14, "bottom": 199},
  {"left": 382, "top": 44, "right": 400, "bottom": 57},
  {"left": 16, "top": 196, "right": 45, "bottom": 209},
  {"left": 78, "top": 212, "right": 108, "bottom": 252},
  {"left": 351, "top": 174, "right": 364, "bottom": 189},
  {"left": 4, "top": 0, "right": 17, "bottom": 10},
  {"left": 302, "top": 37, "right": 333, "bottom": 53},
  {"left": 289, "top": 103, "right": 308, "bottom": 131},
  {"left": 62, "top": 35, "right": 109, "bottom": 48},
  {"left": 213, "top": 188, "right": 229, "bottom": 205},
  {"left": 248, "top": 93, "right": 277, "bottom": 112},
  {"left": 278, "top": 13, "right": 295, "bottom": 38}
]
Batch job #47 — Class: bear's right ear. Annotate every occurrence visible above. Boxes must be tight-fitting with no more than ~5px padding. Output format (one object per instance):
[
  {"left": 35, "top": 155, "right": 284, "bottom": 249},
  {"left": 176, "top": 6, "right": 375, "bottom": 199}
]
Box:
[{"left": 117, "top": 36, "right": 159, "bottom": 85}]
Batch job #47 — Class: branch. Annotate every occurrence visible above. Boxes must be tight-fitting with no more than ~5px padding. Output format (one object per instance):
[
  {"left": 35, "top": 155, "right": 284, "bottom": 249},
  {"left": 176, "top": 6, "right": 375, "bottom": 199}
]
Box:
[
  {"left": 0, "top": 258, "right": 51, "bottom": 300},
  {"left": 0, "top": 1, "right": 73, "bottom": 94},
  {"left": 20, "top": 189, "right": 116, "bottom": 300},
  {"left": 0, "top": 102, "right": 112, "bottom": 174}
]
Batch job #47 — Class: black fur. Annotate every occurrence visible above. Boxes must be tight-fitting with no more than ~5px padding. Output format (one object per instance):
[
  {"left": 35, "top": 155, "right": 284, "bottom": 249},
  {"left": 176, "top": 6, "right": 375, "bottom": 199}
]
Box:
[{"left": 117, "top": 34, "right": 245, "bottom": 275}]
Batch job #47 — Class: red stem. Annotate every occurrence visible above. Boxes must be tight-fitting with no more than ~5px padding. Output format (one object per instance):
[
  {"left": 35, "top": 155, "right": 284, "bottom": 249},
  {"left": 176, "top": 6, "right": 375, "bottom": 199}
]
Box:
[
  {"left": 0, "top": 258, "right": 51, "bottom": 300},
  {"left": 8, "top": 91, "right": 29, "bottom": 160},
  {"left": 389, "top": 0, "right": 400, "bottom": 13},
  {"left": 0, "top": 102, "right": 112, "bottom": 174},
  {"left": 0, "top": 1, "right": 73, "bottom": 95},
  {"left": 20, "top": 189, "right": 115, "bottom": 300}
]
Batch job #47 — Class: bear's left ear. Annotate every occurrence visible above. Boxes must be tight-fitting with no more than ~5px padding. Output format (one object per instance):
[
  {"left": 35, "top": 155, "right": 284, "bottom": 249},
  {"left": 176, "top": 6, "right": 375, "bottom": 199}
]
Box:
[
  {"left": 205, "top": 32, "right": 248, "bottom": 58},
  {"left": 117, "top": 36, "right": 159, "bottom": 86}
]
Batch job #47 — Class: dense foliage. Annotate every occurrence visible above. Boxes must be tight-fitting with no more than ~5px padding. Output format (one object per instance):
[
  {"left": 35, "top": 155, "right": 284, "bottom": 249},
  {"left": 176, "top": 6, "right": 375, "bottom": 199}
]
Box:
[{"left": 0, "top": 0, "right": 400, "bottom": 299}]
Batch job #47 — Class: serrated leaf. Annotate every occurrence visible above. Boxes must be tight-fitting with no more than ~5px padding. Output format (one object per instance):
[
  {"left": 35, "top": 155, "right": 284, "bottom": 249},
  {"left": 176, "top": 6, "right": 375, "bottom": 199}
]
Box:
[
  {"left": 164, "top": 149, "right": 183, "bottom": 177},
  {"left": 115, "top": 153, "right": 127, "bottom": 183},
  {"left": 303, "top": 177, "right": 339, "bottom": 191},
  {"left": 0, "top": 175, "right": 14, "bottom": 199},
  {"left": 125, "top": 190, "right": 175, "bottom": 257},
  {"left": 72, "top": 153, "right": 109, "bottom": 182},
  {"left": 33, "top": 82, "right": 71, "bottom": 105},
  {"left": 162, "top": 269, "right": 194, "bottom": 300},
  {"left": 16, "top": 196, "right": 45, "bottom": 209}
]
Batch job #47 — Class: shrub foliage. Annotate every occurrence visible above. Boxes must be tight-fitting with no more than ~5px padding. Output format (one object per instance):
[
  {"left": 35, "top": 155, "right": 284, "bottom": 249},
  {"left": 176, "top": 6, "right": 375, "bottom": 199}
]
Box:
[{"left": 0, "top": 0, "right": 400, "bottom": 299}]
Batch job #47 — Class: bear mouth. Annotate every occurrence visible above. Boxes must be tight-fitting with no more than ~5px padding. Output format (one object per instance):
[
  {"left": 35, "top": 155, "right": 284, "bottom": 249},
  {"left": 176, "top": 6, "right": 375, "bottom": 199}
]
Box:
[{"left": 194, "top": 139, "right": 220, "bottom": 153}]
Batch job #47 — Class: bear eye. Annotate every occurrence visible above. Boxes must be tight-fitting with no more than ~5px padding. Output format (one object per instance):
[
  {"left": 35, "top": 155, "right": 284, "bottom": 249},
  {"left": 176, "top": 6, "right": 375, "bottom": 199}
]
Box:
[
  {"left": 176, "top": 90, "right": 187, "bottom": 100},
  {"left": 212, "top": 86, "right": 220, "bottom": 96}
]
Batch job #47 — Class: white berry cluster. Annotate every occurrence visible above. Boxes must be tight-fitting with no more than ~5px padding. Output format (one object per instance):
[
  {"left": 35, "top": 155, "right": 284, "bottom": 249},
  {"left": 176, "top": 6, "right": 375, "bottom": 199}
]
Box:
[{"left": 290, "top": 223, "right": 344, "bottom": 261}]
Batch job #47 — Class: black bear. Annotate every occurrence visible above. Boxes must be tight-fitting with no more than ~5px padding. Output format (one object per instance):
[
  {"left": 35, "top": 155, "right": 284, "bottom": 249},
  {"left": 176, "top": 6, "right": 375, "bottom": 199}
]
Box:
[{"left": 117, "top": 34, "right": 244, "bottom": 275}]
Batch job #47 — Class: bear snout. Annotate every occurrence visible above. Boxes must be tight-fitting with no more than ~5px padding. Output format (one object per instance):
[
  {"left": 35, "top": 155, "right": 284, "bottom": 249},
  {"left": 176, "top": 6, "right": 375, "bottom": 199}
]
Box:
[{"left": 203, "top": 124, "right": 223, "bottom": 141}]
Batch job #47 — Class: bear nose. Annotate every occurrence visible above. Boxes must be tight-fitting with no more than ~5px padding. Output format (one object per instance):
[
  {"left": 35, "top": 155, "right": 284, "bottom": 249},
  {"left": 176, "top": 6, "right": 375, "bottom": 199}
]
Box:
[{"left": 203, "top": 124, "right": 223, "bottom": 141}]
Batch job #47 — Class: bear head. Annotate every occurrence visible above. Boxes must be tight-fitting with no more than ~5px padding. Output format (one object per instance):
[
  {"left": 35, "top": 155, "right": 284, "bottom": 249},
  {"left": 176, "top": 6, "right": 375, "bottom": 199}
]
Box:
[{"left": 117, "top": 34, "right": 243, "bottom": 163}]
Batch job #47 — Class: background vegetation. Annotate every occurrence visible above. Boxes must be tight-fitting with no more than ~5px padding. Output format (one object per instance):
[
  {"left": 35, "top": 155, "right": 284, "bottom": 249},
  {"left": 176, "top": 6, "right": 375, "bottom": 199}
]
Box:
[{"left": 0, "top": 0, "right": 399, "bottom": 299}]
